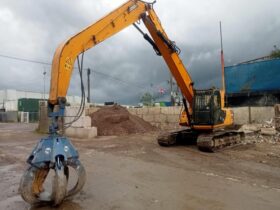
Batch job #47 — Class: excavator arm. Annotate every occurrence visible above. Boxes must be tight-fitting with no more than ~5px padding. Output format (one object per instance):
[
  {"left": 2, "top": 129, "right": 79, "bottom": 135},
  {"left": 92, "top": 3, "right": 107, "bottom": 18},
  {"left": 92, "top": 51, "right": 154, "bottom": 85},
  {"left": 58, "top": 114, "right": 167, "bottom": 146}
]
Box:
[{"left": 143, "top": 9, "right": 194, "bottom": 104}]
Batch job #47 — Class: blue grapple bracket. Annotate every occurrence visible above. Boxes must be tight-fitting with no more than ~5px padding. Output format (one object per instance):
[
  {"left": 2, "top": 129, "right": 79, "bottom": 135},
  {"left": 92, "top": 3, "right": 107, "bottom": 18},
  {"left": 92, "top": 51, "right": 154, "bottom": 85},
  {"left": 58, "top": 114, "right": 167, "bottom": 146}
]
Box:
[
  {"left": 27, "top": 135, "right": 79, "bottom": 168},
  {"left": 27, "top": 98, "right": 79, "bottom": 168}
]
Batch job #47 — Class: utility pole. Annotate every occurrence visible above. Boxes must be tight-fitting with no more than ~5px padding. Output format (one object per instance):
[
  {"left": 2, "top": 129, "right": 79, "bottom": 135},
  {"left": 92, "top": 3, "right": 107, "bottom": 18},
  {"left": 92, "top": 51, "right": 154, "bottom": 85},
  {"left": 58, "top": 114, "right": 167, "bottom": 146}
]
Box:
[
  {"left": 43, "top": 67, "right": 46, "bottom": 100},
  {"left": 220, "top": 21, "right": 225, "bottom": 91},
  {"left": 87, "top": 68, "right": 91, "bottom": 103}
]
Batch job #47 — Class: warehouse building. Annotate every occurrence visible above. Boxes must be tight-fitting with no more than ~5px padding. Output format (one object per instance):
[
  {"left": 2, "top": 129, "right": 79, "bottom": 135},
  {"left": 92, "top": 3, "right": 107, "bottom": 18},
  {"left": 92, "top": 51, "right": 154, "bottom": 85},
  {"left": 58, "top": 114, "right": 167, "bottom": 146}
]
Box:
[{"left": 225, "top": 58, "right": 280, "bottom": 106}]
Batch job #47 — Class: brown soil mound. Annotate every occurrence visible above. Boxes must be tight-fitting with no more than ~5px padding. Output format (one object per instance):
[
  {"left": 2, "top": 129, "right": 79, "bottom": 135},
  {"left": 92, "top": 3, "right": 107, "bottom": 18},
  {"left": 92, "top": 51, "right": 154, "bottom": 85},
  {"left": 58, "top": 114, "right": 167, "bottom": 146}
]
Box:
[{"left": 90, "top": 105, "right": 157, "bottom": 136}]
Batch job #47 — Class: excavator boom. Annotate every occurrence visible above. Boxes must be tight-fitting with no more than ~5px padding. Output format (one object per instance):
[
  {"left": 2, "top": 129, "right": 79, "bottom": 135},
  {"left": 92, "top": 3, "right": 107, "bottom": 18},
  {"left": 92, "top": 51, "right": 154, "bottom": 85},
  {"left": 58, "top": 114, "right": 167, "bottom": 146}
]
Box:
[
  {"left": 50, "top": 0, "right": 147, "bottom": 104},
  {"left": 49, "top": 0, "right": 194, "bottom": 108}
]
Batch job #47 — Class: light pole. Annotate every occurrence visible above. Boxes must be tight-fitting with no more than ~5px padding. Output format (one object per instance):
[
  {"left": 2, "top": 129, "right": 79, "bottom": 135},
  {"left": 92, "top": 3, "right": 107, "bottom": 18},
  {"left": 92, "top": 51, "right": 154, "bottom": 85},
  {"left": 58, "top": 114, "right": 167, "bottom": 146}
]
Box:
[{"left": 43, "top": 67, "right": 46, "bottom": 100}]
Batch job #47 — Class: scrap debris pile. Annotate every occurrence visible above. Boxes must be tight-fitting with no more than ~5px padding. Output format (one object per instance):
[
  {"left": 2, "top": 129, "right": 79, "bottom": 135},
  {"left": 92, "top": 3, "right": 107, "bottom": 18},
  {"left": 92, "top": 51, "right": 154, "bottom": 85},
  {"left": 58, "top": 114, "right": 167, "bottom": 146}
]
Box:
[
  {"left": 90, "top": 105, "right": 157, "bottom": 136},
  {"left": 239, "top": 120, "right": 280, "bottom": 144}
]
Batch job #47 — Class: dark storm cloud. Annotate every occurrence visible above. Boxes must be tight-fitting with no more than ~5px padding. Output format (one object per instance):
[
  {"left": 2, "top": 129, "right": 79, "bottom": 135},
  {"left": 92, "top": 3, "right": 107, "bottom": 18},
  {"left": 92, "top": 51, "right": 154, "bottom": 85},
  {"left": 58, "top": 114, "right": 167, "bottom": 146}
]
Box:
[{"left": 0, "top": 0, "right": 279, "bottom": 105}]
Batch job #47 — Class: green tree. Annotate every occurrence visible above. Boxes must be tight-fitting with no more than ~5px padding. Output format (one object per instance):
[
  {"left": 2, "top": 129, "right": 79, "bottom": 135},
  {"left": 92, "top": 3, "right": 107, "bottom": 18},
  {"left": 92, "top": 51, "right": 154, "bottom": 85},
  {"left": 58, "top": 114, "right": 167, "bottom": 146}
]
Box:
[
  {"left": 140, "top": 92, "right": 154, "bottom": 106},
  {"left": 270, "top": 46, "right": 280, "bottom": 58}
]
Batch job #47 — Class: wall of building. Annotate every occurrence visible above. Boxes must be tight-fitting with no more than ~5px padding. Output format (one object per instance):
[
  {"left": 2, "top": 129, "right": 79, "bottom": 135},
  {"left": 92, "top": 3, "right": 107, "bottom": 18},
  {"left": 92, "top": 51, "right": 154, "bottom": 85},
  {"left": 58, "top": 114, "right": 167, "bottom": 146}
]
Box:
[
  {"left": 225, "top": 58, "right": 280, "bottom": 94},
  {"left": 0, "top": 90, "right": 4, "bottom": 102},
  {"left": 225, "top": 58, "right": 280, "bottom": 107}
]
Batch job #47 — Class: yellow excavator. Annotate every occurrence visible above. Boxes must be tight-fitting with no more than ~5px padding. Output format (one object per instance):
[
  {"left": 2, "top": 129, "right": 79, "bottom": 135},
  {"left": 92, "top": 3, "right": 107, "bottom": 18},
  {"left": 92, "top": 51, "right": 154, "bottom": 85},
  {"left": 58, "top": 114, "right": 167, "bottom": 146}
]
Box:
[{"left": 19, "top": 0, "right": 244, "bottom": 206}]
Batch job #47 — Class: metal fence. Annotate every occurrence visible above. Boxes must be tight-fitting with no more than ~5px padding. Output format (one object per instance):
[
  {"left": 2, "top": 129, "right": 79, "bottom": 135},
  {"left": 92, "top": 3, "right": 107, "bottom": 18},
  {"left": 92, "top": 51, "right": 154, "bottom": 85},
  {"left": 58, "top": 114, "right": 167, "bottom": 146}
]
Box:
[
  {"left": 0, "top": 111, "right": 39, "bottom": 123},
  {"left": 0, "top": 111, "right": 18, "bottom": 122}
]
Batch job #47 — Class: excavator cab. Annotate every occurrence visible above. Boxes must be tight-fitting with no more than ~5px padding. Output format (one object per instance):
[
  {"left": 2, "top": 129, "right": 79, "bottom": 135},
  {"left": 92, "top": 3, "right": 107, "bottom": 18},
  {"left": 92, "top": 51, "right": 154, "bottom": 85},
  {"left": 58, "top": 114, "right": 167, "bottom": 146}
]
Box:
[{"left": 193, "top": 89, "right": 226, "bottom": 126}]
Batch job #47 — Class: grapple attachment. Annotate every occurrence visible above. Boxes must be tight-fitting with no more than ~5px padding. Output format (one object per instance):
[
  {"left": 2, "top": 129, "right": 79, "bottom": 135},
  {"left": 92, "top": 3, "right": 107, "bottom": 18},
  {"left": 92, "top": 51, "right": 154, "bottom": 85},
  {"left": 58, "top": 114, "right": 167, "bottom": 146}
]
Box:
[{"left": 19, "top": 135, "right": 86, "bottom": 206}]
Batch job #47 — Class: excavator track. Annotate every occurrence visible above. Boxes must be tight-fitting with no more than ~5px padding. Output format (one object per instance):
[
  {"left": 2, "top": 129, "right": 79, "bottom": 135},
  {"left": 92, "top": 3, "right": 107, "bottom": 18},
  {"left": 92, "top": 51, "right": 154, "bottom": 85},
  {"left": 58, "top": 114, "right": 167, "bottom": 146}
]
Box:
[
  {"left": 197, "top": 130, "right": 245, "bottom": 152},
  {"left": 157, "top": 132, "right": 179, "bottom": 146},
  {"left": 157, "top": 129, "right": 245, "bottom": 152},
  {"left": 157, "top": 129, "right": 198, "bottom": 146}
]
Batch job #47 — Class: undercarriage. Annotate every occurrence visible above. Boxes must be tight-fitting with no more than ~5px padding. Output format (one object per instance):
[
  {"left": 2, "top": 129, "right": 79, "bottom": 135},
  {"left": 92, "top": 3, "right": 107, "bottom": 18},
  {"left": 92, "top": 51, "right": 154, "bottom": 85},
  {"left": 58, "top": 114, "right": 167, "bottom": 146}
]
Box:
[{"left": 157, "top": 128, "right": 245, "bottom": 152}]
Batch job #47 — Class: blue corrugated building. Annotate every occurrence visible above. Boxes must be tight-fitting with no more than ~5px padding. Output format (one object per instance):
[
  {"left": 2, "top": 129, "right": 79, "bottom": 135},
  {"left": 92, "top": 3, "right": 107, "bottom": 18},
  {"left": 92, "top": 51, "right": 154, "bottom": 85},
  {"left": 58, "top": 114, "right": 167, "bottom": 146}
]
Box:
[{"left": 225, "top": 58, "right": 280, "bottom": 106}]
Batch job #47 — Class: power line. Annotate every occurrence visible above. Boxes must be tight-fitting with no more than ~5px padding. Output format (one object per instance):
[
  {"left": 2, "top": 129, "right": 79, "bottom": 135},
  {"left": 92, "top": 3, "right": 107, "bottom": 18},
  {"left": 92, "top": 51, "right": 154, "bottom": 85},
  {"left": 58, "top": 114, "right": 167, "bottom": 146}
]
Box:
[
  {"left": 0, "top": 53, "right": 149, "bottom": 90},
  {"left": 0, "top": 53, "right": 50, "bottom": 65}
]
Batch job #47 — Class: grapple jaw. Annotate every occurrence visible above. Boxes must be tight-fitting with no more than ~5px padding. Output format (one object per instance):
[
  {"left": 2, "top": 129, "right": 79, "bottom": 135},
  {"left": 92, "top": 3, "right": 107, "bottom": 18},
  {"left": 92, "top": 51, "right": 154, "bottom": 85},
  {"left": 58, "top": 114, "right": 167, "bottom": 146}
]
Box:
[{"left": 19, "top": 135, "right": 86, "bottom": 206}]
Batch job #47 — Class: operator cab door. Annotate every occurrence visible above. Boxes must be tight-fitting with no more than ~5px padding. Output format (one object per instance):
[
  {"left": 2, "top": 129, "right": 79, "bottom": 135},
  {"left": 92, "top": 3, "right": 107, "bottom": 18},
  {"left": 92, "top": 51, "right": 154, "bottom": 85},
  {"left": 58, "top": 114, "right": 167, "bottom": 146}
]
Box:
[{"left": 193, "top": 89, "right": 225, "bottom": 125}]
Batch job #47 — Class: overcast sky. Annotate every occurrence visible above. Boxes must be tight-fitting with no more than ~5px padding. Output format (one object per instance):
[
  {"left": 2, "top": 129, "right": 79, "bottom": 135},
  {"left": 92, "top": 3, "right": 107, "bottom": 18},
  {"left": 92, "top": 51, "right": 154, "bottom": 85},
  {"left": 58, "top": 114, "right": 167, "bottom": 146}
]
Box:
[{"left": 0, "top": 0, "right": 279, "bottom": 105}]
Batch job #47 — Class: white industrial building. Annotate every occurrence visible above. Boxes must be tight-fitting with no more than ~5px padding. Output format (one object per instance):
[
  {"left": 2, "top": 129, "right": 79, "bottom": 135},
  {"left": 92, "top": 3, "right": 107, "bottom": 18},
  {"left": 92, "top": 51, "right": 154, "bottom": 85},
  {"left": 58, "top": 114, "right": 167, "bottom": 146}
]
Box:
[{"left": 0, "top": 89, "right": 82, "bottom": 111}]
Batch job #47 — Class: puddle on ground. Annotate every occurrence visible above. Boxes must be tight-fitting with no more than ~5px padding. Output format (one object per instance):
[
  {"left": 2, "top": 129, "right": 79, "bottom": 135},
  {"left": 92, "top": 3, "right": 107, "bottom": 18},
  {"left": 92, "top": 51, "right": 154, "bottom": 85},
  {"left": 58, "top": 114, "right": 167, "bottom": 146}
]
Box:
[{"left": 29, "top": 201, "right": 82, "bottom": 210}]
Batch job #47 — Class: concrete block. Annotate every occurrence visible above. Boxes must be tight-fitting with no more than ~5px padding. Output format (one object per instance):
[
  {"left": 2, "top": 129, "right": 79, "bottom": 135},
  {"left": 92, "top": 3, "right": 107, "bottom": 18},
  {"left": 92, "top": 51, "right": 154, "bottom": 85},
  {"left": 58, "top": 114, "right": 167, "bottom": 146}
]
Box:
[
  {"left": 160, "top": 115, "right": 168, "bottom": 123},
  {"left": 148, "top": 107, "right": 161, "bottom": 115},
  {"left": 65, "top": 127, "right": 97, "bottom": 139},
  {"left": 136, "top": 114, "right": 143, "bottom": 119},
  {"left": 232, "top": 107, "right": 250, "bottom": 125},
  {"left": 65, "top": 107, "right": 91, "bottom": 128},
  {"left": 167, "top": 115, "right": 179, "bottom": 123},
  {"left": 232, "top": 106, "right": 275, "bottom": 125},
  {"left": 275, "top": 104, "right": 280, "bottom": 117},
  {"left": 128, "top": 108, "right": 137, "bottom": 115},
  {"left": 150, "top": 122, "right": 156, "bottom": 126},
  {"left": 136, "top": 108, "right": 143, "bottom": 115},
  {"left": 136, "top": 107, "right": 148, "bottom": 115},
  {"left": 239, "top": 124, "right": 261, "bottom": 134},
  {"left": 153, "top": 123, "right": 160, "bottom": 128},
  {"left": 275, "top": 117, "right": 280, "bottom": 131},
  {"left": 72, "top": 116, "right": 91, "bottom": 128},
  {"left": 142, "top": 108, "right": 149, "bottom": 114},
  {"left": 85, "top": 107, "right": 100, "bottom": 116},
  {"left": 261, "top": 128, "right": 277, "bottom": 136},
  {"left": 143, "top": 115, "right": 154, "bottom": 122},
  {"left": 70, "top": 120, "right": 81, "bottom": 128},
  {"left": 251, "top": 107, "right": 274, "bottom": 123},
  {"left": 159, "top": 123, "right": 169, "bottom": 130},
  {"left": 160, "top": 122, "right": 177, "bottom": 130},
  {"left": 173, "top": 107, "right": 182, "bottom": 115},
  {"left": 161, "top": 107, "right": 174, "bottom": 115},
  {"left": 83, "top": 116, "right": 92, "bottom": 128},
  {"left": 154, "top": 114, "right": 162, "bottom": 123},
  {"left": 170, "top": 123, "right": 179, "bottom": 130},
  {"left": 65, "top": 106, "right": 86, "bottom": 119}
]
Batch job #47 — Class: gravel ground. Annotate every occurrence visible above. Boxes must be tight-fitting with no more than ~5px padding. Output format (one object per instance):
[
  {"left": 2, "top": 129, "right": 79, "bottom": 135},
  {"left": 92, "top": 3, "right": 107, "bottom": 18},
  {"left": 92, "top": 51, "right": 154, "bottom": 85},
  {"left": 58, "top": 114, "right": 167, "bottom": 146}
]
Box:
[{"left": 0, "top": 123, "right": 280, "bottom": 210}]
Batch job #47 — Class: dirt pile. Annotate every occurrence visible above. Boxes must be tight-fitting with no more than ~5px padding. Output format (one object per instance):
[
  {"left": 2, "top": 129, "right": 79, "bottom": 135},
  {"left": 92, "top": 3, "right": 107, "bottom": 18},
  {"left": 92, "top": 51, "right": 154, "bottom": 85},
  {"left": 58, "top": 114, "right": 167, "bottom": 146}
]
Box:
[{"left": 90, "top": 105, "right": 157, "bottom": 136}]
